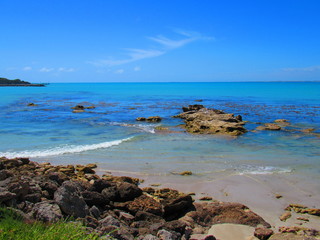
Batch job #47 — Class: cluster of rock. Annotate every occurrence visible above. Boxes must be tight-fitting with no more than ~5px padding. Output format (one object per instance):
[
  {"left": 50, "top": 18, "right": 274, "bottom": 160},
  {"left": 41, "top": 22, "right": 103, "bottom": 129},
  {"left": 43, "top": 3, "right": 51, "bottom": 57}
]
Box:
[
  {"left": 0, "top": 157, "right": 277, "bottom": 239},
  {"left": 173, "top": 105, "right": 247, "bottom": 136},
  {"left": 136, "top": 116, "right": 162, "bottom": 122},
  {"left": 71, "top": 105, "right": 96, "bottom": 113}
]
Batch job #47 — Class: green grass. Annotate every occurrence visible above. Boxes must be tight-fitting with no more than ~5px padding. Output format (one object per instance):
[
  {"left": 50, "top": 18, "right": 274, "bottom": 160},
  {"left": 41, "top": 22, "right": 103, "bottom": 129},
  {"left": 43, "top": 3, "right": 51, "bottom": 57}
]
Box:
[{"left": 0, "top": 207, "right": 101, "bottom": 240}]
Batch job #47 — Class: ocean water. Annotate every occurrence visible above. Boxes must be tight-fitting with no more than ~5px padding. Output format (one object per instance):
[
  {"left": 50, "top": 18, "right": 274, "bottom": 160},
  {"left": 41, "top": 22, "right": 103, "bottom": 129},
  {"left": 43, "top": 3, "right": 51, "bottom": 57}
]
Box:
[{"left": 0, "top": 82, "right": 319, "bottom": 183}]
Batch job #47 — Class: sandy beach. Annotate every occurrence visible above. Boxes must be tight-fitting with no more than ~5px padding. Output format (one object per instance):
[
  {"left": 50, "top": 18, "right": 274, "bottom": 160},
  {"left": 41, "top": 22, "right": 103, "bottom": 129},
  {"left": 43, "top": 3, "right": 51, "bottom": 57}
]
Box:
[{"left": 104, "top": 169, "right": 320, "bottom": 236}]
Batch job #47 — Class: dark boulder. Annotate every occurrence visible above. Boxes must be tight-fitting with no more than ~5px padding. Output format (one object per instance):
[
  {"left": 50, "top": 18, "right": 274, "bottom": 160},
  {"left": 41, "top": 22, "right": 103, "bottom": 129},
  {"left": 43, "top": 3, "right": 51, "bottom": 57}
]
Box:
[
  {"left": 117, "top": 182, "right": 143, "bottom": 202},
  {"left": 54, "top": 180, "right": 89, "bottom": 218},
  {"left": 31, "top": 201, "right": 63, "bottom": 222}
]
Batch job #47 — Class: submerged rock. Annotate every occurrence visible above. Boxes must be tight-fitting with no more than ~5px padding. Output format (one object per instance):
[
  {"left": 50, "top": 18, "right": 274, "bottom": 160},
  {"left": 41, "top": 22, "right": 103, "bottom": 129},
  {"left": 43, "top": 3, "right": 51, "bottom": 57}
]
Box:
[{"left": 174, "top": 106, "right": 247, "bottom": 136}]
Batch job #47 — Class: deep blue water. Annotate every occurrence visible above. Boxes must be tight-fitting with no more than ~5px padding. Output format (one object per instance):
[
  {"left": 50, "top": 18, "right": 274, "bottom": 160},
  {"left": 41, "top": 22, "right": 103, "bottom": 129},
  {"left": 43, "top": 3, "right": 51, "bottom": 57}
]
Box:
[{"left": 0, "top": 82, "right": 319, "bottom": 181}]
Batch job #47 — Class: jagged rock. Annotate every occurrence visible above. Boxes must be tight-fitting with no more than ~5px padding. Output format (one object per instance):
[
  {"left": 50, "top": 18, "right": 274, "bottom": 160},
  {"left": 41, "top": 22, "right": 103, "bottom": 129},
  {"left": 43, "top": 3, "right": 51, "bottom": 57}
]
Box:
[
  {"left": 8, "top": 181, "right": 30, "bottom": 200},
  {"left": 76, "top": 164, "right": 96, "bottom": 174},
  {"left": 54, "top": 180, "right": 89, "bottom": 218},
  {"left": 101, "top": 185, "right": 119, "bottom": 202},
  {"left": 136, "top": 117, "right": 147, "bottom": 121},
  {"left": 280, "top": 211, "right": 291, "bottom": 221},
  {"left": 269, "top": 233, "right": 317, "bottom": 240},
  {"left": 147, "top": 116, "right": 162, "bottom": 122},
  {"left": 117, "top": 182, "right": 143, "bottom": 202},
  {"left": 182, "top": 104, "right": 205, "bottom": 112},
  {"left": 99, "top": 215, "right": 121, "bottom": 227},
  {"left": 174, "top": 107, "right": 246, "bottom": 136},
  {"left": 47, "top": 172, "right": 69, "bottom": 185},
  {"left": 137, "top": 234, "right": 159, "bottom": 240},
  {"left": 89, "top": 205, "right": 101, "bottom": 219},
  {"left": 163, "top": 194, "right": 194, "bottom": 220},
  {"left": 254, "top": 227, "right": 274, "bottom": 240},
  {"left": 88, "top": 179, "right": 111, "bottom": 192},
  {"left": 0, "top": 190, "right": 17, "bottom": 203},
  {"left": 24, "top": 193, "right": 42, "bottom": 203},
  {"left": 0, "top": 169, "right": 12, "bottom": 180},
  {"left": 157, "top": 229, "right": 180, "bottom": 240},
  {"left": 81, "top": 190, "right": 106, "bottom": 206},
  {"left": 31, "top": 201, "right": 63, "bottom": 222},
  {"left": 179, "top": 171, "right": 192, "bottom": 176},
  {"left": 180, "top": 202, "right": 271, "bottom": 234},
  {"left": 124, "top": 194, "right": 163, "bottom": 216},
  {"left": 257, "top": 123, "right": 281, "bottom": 131}
]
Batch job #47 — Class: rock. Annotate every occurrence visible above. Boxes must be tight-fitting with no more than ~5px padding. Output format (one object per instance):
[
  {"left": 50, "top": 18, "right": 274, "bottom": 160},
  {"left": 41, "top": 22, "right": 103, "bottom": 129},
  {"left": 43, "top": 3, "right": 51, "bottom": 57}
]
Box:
[
  {"left": 2, "top": 158, "right": 23, "bottom": 168},
  {"left": 297, "top": 217, "right": 309, "bottom": 222},
  {"left": 280, "top": 211, "right": 291, "bottom": 221},
  {"left": 269, "top": 232, "right": 317, "bottom": 240},
  {"left": 31, "top": 201, "right": 63, "bottom": 222},
  {"left": 174, "top": 107, "right": 246, "bottom": 136},
  {"left": 39, "top": 180, "right": 59, "bottom": 198},
  {"left": 157, "top": 229, "right": 179, "bottom": 240},
  {"left": 275, "top": 194, "right": 283, "bottom": 199},
  {"left": 274, "top": 119, "right": 289, "bottom": 123},
  {"left": 182, "top": 105, "right": 205, "bottom": 112},
  {"left": 71, "top": 105, "right": 85, "bottom": 110},
  {"left": 138, "top": 234, "right": 159, "bottom": 240},
  {"left": 99, "top": 215, "right": 121, "bottom": 227},
  {"left": 0, "top": 191, "right": 17, "bottom": 203},
  {"left": 47, "top": 172, "right": 69, "bottom": 185},
  {"left": 27, "top": 103, "right": 37, "bottom": 106},
  {"left": 76, "top": 164, "right": 96, "bottom": 174},
  {"left": 136, "top": 117, "right": 147, "bottom": 121},
  {"left": 180, "top": 202, "right": 271, "bottom": 233},
  {"left": 117, "top": 182, "right": 143, "bottom": 202},
  {"left": 89, "top": 205, "right": 101, "bottom": 219},
  {"left": 179, "top": 171, "right": 192, "bottom": 176},
  {"left": 23, "top": 193, "right": 42, "bottom": 203},
  {"left": 125, "top": 194, "right": 163, "bottom": 216},
  {"left": 88, "top": 179, "right": 111, "bottom": 192},
  {"left": 101, "top": 185, "right": 119, "bottom": 202},
  {"left": 81, "top": 190, "right": 106, "bottom": 206},
  {"left": 254, "top": 227, "right": 274, "bottom": 240},
  {"left": 199, "top": 196, "right": 213, "bottom": 201},
  {"left": 0, "top": 170, "right": 12, "bottom": 180},
  {"left": 146, "top": 116, "right": 162, "bottom": 122},
  {"left": 257, "top": 123, "right": 281, "bottom": 131},
  {"left": 54, "top": 180, "right": 89, "bottom": 218},
  {"left": 72, "top": 109, "right": 85, "bottom": 113},
  {"left": 8, "top": 181, "right": 30, "bottom": 199},
  {"left": 163, "top": 194, "right": 194, "bottom": 220}
]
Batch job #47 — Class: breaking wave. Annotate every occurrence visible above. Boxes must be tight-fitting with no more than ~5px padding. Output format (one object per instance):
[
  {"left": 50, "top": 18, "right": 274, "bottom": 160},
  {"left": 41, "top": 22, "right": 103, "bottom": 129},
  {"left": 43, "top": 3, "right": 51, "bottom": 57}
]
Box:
[{"left": 0, "top": 137, "right": 133, "bottom": 158}]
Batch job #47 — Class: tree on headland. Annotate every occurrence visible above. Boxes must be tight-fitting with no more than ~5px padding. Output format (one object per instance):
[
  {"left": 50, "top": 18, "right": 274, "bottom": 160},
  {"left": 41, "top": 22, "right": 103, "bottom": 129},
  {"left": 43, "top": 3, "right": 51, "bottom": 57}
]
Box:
[{"left": 0, "top": 77, "right": 31, "bottom": 85}]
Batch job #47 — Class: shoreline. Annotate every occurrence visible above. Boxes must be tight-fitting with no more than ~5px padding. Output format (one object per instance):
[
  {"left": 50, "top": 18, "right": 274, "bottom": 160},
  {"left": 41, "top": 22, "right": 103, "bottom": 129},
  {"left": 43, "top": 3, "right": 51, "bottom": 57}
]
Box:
[{"left": 99, "top": 168, "right": 320, "bottom": 231}]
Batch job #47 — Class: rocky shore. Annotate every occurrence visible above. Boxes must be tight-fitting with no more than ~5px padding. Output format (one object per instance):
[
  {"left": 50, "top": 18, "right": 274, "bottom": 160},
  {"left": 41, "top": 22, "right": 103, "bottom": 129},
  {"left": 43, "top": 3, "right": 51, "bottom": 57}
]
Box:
[
  {"left": 173, "top": 105, "right": 247, "bottom": 136},
  {"left": 1, "top": 157, "right": 319, "bottom": 239}
]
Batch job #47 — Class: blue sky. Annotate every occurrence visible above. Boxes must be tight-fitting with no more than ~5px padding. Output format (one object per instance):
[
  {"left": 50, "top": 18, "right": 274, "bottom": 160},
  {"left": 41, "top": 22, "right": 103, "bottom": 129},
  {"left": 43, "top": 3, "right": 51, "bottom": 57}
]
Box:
[{"left": 1, "top": 0, "right": 320, "bottom": 82}]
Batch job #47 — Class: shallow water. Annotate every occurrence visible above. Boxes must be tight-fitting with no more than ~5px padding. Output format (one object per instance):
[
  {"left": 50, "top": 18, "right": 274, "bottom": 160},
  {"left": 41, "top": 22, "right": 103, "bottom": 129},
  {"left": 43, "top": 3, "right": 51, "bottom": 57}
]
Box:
[{"left": 0, "top": 82, "right": 319, "bottom": 183}]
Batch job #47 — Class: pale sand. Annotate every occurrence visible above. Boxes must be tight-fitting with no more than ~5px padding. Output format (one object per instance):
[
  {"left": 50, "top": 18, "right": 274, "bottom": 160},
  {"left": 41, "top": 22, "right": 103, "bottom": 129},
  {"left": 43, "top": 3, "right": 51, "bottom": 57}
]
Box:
[{"left": 102, "top": 170, "right": 320, "bottom": 234}]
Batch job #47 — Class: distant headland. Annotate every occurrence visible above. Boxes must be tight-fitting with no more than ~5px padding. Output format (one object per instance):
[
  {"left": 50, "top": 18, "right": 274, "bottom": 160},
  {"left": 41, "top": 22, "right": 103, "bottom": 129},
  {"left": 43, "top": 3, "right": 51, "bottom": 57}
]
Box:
[{"left": 0, "top": 77, "right": 46, "bottom": 87}]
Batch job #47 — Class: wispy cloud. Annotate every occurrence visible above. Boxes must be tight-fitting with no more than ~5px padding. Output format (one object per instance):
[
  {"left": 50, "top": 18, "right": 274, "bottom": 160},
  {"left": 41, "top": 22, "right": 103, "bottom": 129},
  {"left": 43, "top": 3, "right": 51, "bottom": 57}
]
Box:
[
  {"left": 90, "top": 30, "right": 212, "bottom": 67},
  {"left": 115, "top": 69, "right": 124, "bottom": 74},
  {"left": 23, "top": 66, "right": 32, "bottom": 71},
  {"left": 283, "top": 65, "right": 320, "bottom": 72},
  {"left": 39, "top": 67, "right": 54, "bottom": 72},
  {"left": 133, "top": 66, "right": 141, "bottom": 72},
  {"left": 58, "top": 67, "right": 75, "bottom": 72}
]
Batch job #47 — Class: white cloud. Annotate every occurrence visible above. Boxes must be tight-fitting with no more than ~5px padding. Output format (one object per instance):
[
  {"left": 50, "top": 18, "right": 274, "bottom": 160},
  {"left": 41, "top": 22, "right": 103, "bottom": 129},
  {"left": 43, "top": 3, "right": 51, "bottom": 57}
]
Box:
[
  {"left": 283, "top": 65, "right": 320, "bottom": 72},
  {"left": 115, "top": 69, "right": 124, "bottom": 74},
  {"left": 90, "top": 30, "right": 213, "bottom": 67},
  {"left": 134, "top": 66, "right": 141, "bottom": 71},
  {"left": 58, "top": 67, "right": 75, "bottom": 72},
  {"left": 23, "top": 66, "right": 32, "bottom": 71},
  {"left": 39, "top": 67, "right": 54, "bottom": 72}
]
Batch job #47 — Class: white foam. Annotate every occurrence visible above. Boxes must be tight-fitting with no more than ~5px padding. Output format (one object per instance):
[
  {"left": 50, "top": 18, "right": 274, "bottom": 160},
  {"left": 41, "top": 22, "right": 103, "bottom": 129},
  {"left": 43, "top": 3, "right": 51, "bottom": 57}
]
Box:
[
  {"left": 239, "top": 166, "right": 292, "bottom": 175},
  {"left": 110, "top": 122, "right": 157, "bottom": 134},
  {"left": 0, "top": 137, "right": 133, "bottom": 158}
]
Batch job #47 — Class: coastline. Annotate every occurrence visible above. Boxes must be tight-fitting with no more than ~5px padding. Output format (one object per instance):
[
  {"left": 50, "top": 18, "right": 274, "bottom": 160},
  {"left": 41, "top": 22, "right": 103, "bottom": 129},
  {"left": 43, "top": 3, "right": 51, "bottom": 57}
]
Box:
[{"left": 101, "top": 168, "right": 320, "bottom": 231}]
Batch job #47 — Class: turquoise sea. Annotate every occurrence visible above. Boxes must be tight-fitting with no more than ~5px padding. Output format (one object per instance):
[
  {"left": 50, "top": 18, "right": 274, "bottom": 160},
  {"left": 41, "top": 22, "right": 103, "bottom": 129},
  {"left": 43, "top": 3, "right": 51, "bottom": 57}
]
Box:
[{"left": 0, "top": 82, "right": 319, "bottom": 183}]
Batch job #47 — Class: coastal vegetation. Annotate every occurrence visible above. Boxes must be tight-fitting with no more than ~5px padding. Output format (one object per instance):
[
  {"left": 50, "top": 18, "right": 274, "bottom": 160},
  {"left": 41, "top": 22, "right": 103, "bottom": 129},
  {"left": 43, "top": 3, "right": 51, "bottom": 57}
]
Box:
[
  {"left": 0, "top": 77, "right": 45, "bottom": 86},
  {"left": 0, "top": 207, "right": 99, "bottom": 240}
]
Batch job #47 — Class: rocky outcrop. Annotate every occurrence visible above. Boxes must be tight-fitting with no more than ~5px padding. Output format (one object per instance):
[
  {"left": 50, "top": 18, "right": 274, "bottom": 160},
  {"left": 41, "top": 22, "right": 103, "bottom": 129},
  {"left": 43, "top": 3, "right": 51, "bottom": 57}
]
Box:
[
  {"left": 0, "top": 157, "right": 274, "bottom": 239},
  {"left": 136, "top": 116, "right": 162, "bottom": 122},
  {"left": 174, "top": 105, "right": 246, "bottom": 136}
]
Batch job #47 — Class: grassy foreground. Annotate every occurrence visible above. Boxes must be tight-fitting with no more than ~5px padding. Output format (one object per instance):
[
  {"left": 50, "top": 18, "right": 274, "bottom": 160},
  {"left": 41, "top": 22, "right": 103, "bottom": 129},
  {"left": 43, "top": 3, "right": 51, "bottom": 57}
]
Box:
[{"left": 0, "top": 207, "right": 100, "bottom": 240}]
